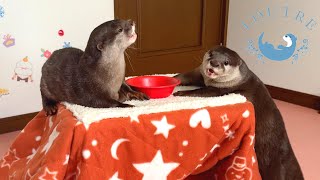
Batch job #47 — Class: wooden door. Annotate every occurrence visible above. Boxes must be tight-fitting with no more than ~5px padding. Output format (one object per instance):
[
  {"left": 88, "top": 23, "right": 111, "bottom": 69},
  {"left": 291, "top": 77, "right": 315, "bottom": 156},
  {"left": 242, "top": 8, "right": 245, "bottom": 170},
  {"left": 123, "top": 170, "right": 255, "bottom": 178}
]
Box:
[{"left": 115, "top": 0, "right": 228, "bottom": 76}]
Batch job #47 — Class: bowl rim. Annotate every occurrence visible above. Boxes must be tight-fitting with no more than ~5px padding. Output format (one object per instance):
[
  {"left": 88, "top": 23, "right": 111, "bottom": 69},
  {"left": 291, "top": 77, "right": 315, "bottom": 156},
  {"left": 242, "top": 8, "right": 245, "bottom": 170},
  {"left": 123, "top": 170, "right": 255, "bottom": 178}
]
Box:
[{"left": 126, "top": 75, "right": 181, "bottom": 89}]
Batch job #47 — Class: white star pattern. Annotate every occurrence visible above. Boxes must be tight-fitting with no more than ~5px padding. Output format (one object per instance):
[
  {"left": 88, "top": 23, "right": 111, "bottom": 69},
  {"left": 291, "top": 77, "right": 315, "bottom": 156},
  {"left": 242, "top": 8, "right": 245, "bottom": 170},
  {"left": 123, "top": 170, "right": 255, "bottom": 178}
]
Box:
[
  {"left": 133, "top": 150, "right": 179, "bottom": 180},
  {"left": 41, "top": 126, "right": 60, "bottom": 154},
  {"left": 151, "top": 116, "right": 175, "bottom": 139},
  {"left": 220, "top": 113, "right": 229, "bottom": 123},
  {"left": 1, "top": 149, "right": 20, "bottom": 169},
  {"left": 109, "top": 172, "right": 122, "bottom": 180},
  {"left": 225, "top": 130, "right": 235, "bottom": 140},
  {"left": 26, "top": 148, "right": 37, "bottom": 164},
  {"left": 249, "top": 135, "right": 255, "bottom": 146},
  {"left": 63, "top": 154, "right": 70, "bottom": 165},
  {"left": 129, "top": 114, "right": 140, "bottom": 123},
  {"left": 39, "top": 167, "right": 58, "bottom": 180},
  {"left": 223, "top": 124, "right": 230, "bottom": 132}
]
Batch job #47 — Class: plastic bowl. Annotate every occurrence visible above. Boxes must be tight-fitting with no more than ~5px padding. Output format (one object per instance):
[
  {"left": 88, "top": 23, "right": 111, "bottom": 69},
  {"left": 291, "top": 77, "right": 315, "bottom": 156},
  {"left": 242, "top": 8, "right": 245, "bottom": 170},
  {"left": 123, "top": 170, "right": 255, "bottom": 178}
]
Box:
[{"left": 126, "top": 76, "right": 180, "bottom": 99}]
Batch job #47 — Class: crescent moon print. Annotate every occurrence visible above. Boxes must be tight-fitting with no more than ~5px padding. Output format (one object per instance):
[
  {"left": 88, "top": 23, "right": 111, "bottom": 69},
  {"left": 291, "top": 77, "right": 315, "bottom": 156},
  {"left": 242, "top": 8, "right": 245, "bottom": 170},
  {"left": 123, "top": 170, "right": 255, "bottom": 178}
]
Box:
[{"left": 111, "top": 138, "right": 129, "bottom": 160}]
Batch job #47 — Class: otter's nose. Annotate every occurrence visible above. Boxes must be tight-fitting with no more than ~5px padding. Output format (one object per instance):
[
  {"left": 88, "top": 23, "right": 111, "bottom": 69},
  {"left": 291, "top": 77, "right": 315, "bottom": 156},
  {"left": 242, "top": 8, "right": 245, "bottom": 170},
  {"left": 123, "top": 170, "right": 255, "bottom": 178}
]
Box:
[{"left": 210, "top": 61, "right": 220, "bottom": 68}]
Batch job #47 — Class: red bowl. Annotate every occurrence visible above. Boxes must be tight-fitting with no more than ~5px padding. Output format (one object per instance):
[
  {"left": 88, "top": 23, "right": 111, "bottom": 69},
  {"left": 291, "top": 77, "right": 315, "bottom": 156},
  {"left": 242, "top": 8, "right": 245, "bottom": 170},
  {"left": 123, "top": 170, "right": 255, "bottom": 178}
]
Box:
[{"left": 126, "top": 76, "right": 180, "bottom": 99}]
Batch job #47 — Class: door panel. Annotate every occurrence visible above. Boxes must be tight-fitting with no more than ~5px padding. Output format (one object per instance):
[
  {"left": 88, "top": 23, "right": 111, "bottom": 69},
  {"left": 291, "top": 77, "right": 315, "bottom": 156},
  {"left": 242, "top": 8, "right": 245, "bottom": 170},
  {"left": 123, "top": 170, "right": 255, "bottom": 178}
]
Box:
[{"left": 115, "top": 0, "right": 227, "bottom": 76}]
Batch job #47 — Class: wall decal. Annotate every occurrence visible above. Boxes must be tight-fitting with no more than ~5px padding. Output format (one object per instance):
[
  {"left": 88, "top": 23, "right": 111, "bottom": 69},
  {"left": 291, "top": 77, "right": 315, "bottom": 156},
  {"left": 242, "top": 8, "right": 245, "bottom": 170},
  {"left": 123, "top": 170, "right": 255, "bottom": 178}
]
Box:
[
  {"left": 258, "top": 32, "right": 297, "bottom": 61},
  {"left": 247, "top": 34, "right": 309, "bottom": 64},
  {"left": 12, "top": 56, "right": 33, "bottom": 83},
  {"left": 3, "top": 34, "right": 15, "bottom": 48},
  {"left": 242, "top": 6, "right": 316, "bottom": 64},
  {"left": 0, "top": 5, "right": 4, "bottom": 18},
  {"left": 63, "top": 42, "right": 71, "bottom": 48},
  {"left": 58, "top": 29, "right": 64, "bottom": 36},
  {"left": 0, "top": 88, "right": 9, "bottom": 98},
  {"left": 41, "top": 48, "right": 52, "bottom": 59}
]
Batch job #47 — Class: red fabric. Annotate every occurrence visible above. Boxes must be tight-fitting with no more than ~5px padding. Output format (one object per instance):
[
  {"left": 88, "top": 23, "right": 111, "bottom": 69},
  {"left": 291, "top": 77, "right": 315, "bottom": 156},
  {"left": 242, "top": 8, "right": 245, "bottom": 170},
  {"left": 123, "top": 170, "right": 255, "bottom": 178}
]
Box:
[{"left": 0, "top": 102, "right": 261, "bottom": 180}]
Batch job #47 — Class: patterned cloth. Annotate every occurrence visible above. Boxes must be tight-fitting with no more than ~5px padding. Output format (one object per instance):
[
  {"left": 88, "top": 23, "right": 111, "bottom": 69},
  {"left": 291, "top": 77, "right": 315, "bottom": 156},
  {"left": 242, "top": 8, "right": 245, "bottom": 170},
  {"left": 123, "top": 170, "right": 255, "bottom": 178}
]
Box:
[{"left": 0, "top": 96, "right": 261, "bottom": 180}]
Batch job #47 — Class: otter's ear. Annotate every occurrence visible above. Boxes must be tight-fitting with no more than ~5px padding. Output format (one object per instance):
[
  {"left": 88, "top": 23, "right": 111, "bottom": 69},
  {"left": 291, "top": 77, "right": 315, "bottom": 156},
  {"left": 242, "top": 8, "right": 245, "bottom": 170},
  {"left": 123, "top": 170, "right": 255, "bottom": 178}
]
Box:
[{"left": 97, "top": 43, "right": 104, "bottom": 51}]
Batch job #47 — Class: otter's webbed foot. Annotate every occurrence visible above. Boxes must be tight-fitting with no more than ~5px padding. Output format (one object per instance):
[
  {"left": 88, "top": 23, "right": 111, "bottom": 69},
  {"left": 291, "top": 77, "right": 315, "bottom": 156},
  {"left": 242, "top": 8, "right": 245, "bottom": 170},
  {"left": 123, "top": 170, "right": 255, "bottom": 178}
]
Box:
[
  {"left": 42, "top": 100, "right": 58, "bottom": 116},
  {"left": 127, "top": 91, "right": 149, "bottom": 101},
  {"left": 41, "top": 93, "right": 58, "bottom": 116},
  {"left": 119, "top": 82, "right": 149, "bottom": 101},
  {"left": 44, "top": 104, "right": 58, "bottom": 116}
]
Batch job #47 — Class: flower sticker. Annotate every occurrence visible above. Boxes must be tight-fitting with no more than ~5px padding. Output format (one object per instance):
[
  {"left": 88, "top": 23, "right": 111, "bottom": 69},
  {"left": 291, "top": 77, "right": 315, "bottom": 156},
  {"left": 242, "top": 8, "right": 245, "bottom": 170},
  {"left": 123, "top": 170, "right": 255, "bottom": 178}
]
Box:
[
  {"left": 3, "top": 34, "right": 15, "bottom": 48},
  {"left": 0, "top": 5, "right": 4, "bottom": 18},
  {"left": 0, "top": 88, "right": 9, "bottom": 98},
  {"left": 41, "top": 48, "right": 52, "bottom": 59},
  {"left": 63, "top": 42, "right": 71, "bottom": 48}
]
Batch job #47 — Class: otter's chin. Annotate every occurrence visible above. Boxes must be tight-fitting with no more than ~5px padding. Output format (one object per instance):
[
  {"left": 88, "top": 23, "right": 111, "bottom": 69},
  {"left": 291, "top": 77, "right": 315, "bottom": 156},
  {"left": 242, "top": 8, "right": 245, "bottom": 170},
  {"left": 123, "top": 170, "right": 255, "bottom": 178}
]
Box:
[{"left": 128, "top": 33, "right": 137, "bottom": 44}]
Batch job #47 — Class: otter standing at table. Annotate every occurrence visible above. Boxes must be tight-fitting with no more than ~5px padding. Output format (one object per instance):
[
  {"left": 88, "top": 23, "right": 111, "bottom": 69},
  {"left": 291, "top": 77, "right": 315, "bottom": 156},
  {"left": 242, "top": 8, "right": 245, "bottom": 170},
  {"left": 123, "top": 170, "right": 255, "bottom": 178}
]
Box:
[
  {"left": 174, "top": 46, "right": 304, "bottom": 179},
  {"left": 40, "top": 19, "right": 149, "bottom": 116}
]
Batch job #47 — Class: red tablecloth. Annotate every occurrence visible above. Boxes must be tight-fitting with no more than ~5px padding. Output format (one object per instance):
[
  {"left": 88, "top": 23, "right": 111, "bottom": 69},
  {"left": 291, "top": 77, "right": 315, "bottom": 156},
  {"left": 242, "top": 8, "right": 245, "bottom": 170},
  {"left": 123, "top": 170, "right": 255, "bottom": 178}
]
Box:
[{"left": 0, "top": 98, "right": 261, "bottom": 180}]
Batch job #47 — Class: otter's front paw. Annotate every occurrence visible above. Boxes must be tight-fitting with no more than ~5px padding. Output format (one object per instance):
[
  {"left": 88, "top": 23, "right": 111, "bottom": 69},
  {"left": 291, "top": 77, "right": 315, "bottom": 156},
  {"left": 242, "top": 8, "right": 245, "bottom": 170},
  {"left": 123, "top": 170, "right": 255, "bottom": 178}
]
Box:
[
  {"left": 173, "top": 91, "right": 188, "bottom": 96},
  {"left": 129, "top": 91, "right": 150, "bottom": 101},
  {"left": 44, "top": 104, "right": 58, "bottom": 116}
]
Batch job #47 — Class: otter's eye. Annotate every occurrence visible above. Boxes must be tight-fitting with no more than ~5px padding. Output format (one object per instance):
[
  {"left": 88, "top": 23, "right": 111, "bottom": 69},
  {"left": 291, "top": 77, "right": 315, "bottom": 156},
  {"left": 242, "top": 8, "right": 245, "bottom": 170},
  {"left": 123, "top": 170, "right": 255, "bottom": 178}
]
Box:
[
  {"left": 224, "top": 61, "right": 229, "bottom": 66},
  {"left": 118, "top": 28, "right": 123, "bottom": 33}
]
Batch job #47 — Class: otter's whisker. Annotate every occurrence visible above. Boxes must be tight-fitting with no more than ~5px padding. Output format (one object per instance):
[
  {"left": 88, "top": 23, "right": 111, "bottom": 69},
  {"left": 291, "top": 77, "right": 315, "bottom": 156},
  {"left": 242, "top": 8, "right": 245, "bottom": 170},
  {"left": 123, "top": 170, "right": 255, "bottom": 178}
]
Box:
[
  {"left": 193, "top": 56, "right": 202, "bottom": 63},
  {"left": 124, "top": 51, "right": 135, "bottom": 72}
]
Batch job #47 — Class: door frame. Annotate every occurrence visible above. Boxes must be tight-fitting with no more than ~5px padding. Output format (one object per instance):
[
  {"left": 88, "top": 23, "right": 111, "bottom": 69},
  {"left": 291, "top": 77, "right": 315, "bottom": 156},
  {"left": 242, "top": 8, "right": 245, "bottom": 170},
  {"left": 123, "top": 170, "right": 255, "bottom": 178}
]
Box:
[{"left": 114, "top": 0, "right": 230, "bottom": 47}]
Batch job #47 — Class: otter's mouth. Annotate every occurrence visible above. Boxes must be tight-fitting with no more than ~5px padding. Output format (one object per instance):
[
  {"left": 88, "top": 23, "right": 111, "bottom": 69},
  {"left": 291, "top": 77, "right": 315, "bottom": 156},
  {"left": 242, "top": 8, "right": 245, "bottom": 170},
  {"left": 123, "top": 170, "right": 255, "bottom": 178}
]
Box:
[
  {"left": 128, "top": 32, "right": 137, "bottom": 39},
  {"left": 206, "top": 68, "right": 217, "bottom": 76}
]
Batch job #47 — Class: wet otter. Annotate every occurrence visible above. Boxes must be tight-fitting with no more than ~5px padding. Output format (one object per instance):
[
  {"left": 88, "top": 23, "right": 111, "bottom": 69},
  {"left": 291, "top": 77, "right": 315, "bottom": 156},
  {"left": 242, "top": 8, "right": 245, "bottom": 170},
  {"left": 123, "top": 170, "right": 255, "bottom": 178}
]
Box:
[
  {"left": 40, "top": 19, "right": 148, "bottom": 116},
  {"left": 174, "top": 46, "right": 304, "bottom": 179}
]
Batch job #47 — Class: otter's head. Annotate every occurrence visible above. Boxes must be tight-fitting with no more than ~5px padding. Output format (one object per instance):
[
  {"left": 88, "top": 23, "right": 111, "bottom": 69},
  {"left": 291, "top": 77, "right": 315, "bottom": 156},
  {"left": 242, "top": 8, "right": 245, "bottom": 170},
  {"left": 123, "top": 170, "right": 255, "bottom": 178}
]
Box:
[
  {"left": 201, "top": 46, "right": 243, "bottom": 82},
  {"left": 84, "top": 19, "right": 137, "bottom": 59}
]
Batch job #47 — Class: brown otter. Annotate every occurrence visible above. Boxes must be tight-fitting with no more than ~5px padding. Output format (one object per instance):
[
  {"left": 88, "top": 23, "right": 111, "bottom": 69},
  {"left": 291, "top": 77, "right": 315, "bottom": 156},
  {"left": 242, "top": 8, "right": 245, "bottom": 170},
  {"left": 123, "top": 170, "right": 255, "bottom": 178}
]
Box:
[
  {"left": 40, "top": 19, "right": 149, "bottom": 116},
  {"left": 174, "top": 46, "right": 304, "bottom": 179}
]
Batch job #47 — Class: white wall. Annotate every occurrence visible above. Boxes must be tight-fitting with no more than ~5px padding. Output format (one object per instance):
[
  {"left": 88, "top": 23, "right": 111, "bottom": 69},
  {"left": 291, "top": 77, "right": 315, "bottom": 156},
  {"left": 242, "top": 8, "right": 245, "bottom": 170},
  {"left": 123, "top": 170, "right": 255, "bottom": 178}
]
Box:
[
  {"left": 227, "top": 0, "right": 320, "bottom": 96},
  {"left": 0, "top": 0, "right": 114, "bottom": 118}
]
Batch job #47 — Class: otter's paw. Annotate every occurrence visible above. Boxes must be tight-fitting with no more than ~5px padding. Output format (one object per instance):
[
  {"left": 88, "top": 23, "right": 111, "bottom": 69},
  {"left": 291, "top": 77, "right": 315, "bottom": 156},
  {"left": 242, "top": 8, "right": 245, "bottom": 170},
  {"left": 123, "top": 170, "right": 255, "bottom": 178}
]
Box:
[
  {"left": 44, "top": 104, "right": 58, "bottom": 116},
  {"left": 129, "top": 91, "right": 150, "bottom": 101},
  {"left": 173, "top": 91, "right": 188, "bottom": 96}
]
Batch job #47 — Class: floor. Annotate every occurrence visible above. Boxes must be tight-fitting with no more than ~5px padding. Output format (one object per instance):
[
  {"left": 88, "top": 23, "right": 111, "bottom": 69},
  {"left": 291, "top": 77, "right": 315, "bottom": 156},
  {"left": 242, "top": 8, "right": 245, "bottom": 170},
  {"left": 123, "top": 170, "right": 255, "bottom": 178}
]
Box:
[{"left": 0, "top": 100, "right": 319, "bottom": 179}]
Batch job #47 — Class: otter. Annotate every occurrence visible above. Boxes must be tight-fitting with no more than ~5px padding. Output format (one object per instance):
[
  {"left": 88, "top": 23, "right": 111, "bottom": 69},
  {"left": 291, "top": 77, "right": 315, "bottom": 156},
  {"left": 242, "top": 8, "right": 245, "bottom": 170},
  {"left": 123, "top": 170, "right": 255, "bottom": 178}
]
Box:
[
  {"left": 174, "top": 46, "right": 304, "bottom": 179},
  {"left": 40, "top": 19, "right": 148, "bottom": 116}
]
